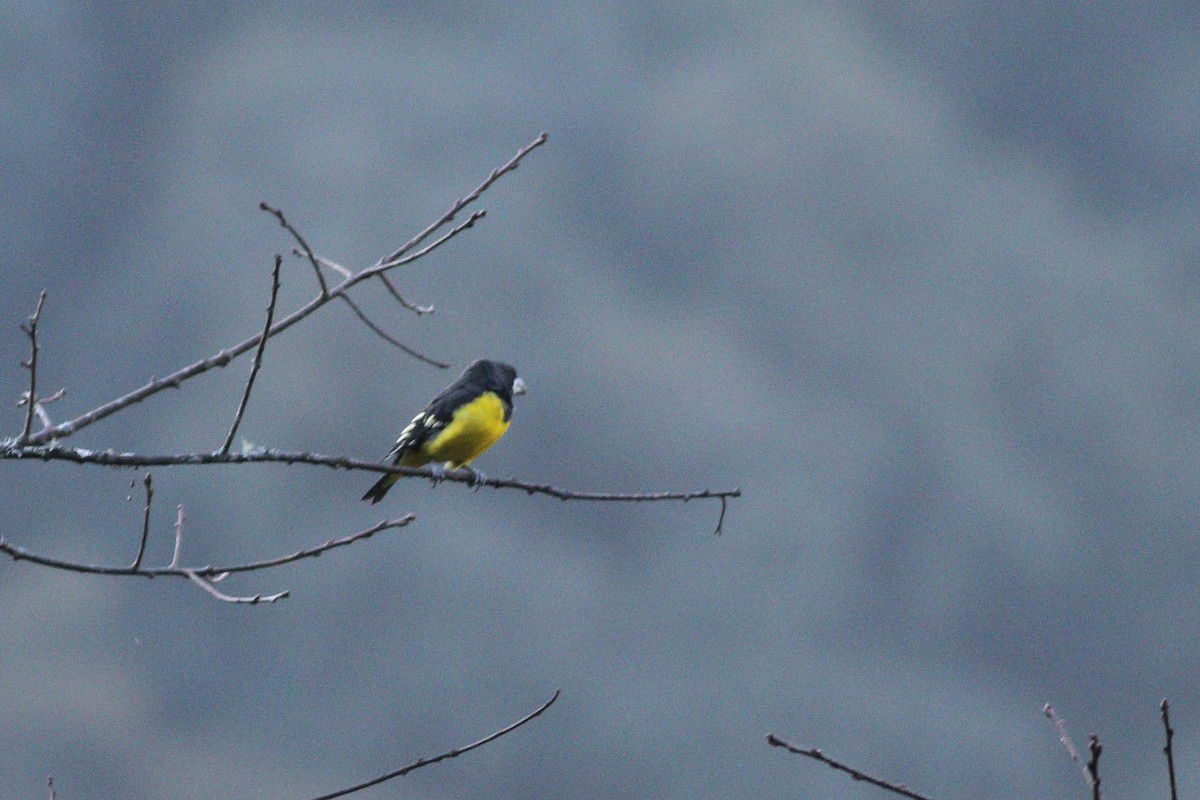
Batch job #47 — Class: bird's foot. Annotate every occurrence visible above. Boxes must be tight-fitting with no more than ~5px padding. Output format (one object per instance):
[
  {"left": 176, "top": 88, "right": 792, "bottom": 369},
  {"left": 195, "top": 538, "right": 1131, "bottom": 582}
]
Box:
[
  {"left": 428, "top": 463, "right": 446, "bottom": 487},
  {"left": 465, "top": 467, "right": 487, "bottom": 491}
]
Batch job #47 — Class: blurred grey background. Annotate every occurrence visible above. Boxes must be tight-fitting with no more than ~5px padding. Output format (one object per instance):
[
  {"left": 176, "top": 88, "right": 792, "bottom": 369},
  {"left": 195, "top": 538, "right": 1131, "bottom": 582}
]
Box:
[{"left": 4, "top": 3, "right": 1200, "bottom": 798}]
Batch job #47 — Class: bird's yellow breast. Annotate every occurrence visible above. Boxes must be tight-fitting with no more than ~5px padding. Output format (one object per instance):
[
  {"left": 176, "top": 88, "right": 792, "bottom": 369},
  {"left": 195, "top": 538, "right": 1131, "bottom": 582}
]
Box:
[{"left": 421, "top": 391, "right": 511, "bottom": 468}]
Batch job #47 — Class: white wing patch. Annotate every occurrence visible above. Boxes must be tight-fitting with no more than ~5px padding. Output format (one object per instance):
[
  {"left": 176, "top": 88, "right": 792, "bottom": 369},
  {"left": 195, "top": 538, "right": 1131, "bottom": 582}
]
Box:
[{"left": 389, "top": 410, "right": 445, "bottom": 458}]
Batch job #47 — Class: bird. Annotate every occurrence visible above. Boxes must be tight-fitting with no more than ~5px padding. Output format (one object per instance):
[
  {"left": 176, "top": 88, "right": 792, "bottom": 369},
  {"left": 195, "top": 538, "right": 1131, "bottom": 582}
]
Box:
[{"left": 361, "top": 359, "right": 527, "bottom": 503}]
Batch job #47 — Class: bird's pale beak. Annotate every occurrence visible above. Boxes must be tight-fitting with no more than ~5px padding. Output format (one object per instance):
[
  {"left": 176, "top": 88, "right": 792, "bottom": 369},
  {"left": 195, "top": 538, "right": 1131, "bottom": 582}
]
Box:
[{"left": 512, "top": 377, "right": 527, "bottom": 396}]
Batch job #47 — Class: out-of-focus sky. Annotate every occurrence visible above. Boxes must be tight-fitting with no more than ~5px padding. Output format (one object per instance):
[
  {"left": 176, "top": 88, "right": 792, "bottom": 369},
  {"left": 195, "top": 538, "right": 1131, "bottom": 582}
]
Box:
[{"left": 4, "top": 4, "right": 1200, "bottom": 798}]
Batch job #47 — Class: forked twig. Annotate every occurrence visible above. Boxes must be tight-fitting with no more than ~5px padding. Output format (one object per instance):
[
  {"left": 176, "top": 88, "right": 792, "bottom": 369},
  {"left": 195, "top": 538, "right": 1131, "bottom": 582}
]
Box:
[
  {"left": 220, "top": 255, "right": 283, "bottom": 454},
  {"left": 304, "top": 689, "right": 560, "bottom": 800},
  {"left": 766, "top": 734, "right": 934, "bottom": 800},
  {"left": 374, "top": 131, "right": 548, "bottom": 269},
  {"left": 0, "top": 516, "right": 415, "bottom": 603}
]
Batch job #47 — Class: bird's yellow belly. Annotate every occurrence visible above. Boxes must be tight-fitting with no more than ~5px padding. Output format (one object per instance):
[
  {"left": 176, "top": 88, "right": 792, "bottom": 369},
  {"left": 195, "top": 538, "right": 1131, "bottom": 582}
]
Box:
[{"left": 424, "top": 392, "right": 510, "bottom": 468}]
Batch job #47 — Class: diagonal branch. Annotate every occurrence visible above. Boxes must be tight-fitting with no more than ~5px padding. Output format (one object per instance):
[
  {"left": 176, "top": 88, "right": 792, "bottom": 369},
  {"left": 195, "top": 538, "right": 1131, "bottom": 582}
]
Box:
[
  {"left": 377, "top": 273, "right": 435, "bottom": 315},
  {"left": 337, "top": 294, "right": 449, "bottom": 368},
  {"left": 20, "top": 134, "right": 547, "bottom": 447},
  {"left": 261, "top": 204, "right": 328, "bottom": 297},
  {"left": 374, "top": 131, "right": 548, "bottom": 270},
  {"left": 766, "top": 734, "right": 934, "bottom": 800},
  {"left": 304, "top": 689, "right": 560, "bottom": 800},
  {"left": 220, "top": 255, "right": 283, "bottom": 454},
  {"left": 1043, "top": 703, "right": 1091, "bottom": 790},
  {"left": 17, "top": 291, "right": 47, "bottom": 444}
]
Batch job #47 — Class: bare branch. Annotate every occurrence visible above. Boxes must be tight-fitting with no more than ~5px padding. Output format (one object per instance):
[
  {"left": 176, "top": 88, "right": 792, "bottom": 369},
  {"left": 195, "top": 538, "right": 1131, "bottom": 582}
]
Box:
[
  {"left": 260, "top": 203, "right": 328, "bottom": 297},
  {"left": 220, "top": 255, "right": 283, "bottom": 454},
  {"left": 337, "top": 294, "right": 449, "bottom": 368},
  {"left": 1162, "top": 699, "right": 1178, "bottom": 800},
  {"left": 1, "top": 443, "right": 740, "bottom": 512},
  {"left": 1, "top": 515, "right": 412, "bottom": 585},
  {"left": 1044, "top": 703, "right": 1091, "bottom": 789},
  {"left": 130, "top": 473, "right": 153, "bottom": 571},
  {"left": 304, "top": 689, "right": 560, "bottom": 800},
  {"left": 20, "top": 135, "right": 547, "bottom": 447},
  {"left": 17, "top": 291, "right": 47, "bottom": 444},
  {"left": 373, "top": 131, "right": 548, "bottom": 269},
  {"left": 766, "top": 734, "right": 934, "bottom": 800}
]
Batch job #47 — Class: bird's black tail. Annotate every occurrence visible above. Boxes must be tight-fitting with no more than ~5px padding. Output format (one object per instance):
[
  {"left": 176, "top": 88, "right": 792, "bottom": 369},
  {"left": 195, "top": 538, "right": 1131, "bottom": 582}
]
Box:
[{"left": 361, "top": 473, "right": 400, "bottom": 504}]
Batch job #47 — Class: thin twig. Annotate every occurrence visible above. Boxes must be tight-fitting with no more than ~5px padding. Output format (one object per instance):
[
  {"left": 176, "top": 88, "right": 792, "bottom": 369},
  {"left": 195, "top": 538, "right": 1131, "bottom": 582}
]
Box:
[
  {"left": 295, "top": 249, "right": 351, "bottom": 279},
  {"left": 373, "top": 131, "right": 548, "bottom": 269},
  {"left": 0, "top": 516, "right": 413, "bottom": 579},
  {"left": 220, "top": 255, "right": 283, "bottom": 454},
  {"left": 338, "top": 294, "right": 449, "bottom": 368},
  {"left": 1162, "top": 699, "right": 1178, "bottom": 800},
  {"left": 20, "top": 134, "right": 547, "bottom": 447},
  {"left": 304, "top": 689, "right": 560, "bottom": 800},
  {"left": 378, "top": 273, "right": 435, "bottom": 315},
  {"left": 766, "top": 734, "right": 933, "bottom": 800},
  {"left": 1087, "top": 734, "right": 1102, "bottom": 800},
  {"left": 169, "top": 504, "right": 184, "bottom": 568},
  {"left": 17, "top": 291, "right": 47, "bottom": 444},
  {"left": 131, "top": 473, "right": 153, "bottom": 571},
  {"left": 185, "top": 569, "right": 288, "bottom": 604},
  {"left": 260, "top": 204, "right": 328, "bottom": 297},
  {"left": 1044, "top": 704, "right": 1091, "bottom": 789}
]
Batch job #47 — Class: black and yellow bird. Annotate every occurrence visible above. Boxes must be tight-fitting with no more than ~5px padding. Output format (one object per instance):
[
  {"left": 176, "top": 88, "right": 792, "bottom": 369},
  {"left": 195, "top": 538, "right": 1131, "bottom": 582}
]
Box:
[{"left": 361, "top": 359, "right": 527, "bottom": 503}]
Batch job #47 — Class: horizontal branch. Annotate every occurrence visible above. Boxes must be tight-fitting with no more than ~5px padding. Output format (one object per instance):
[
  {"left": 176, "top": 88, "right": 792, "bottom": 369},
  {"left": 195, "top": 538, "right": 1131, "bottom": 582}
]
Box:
[
  {"left": 305, "top": 689, "right": 560, "bottom": 800},
  {"left": 1, "top": 443, "right": 741, "bottom": 506},
  {"left": 0, "top": 515, "right": 414, "bottom": 579}
]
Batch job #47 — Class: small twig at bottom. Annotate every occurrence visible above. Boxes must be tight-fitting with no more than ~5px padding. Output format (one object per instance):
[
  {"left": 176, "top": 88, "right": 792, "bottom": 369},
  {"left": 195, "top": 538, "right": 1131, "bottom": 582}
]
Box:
[
  {"left": 766, "top": 734, "right": 933, "bottom": 800},
  {"left": 1162, "top": 699, "right": 1178, "bottom": 800},
  {"left": 1087, "top": 734, "right": 1103, "bottom": 800},
  {"left": 304, "top": 689, "right": 560, "bottom": 800}
]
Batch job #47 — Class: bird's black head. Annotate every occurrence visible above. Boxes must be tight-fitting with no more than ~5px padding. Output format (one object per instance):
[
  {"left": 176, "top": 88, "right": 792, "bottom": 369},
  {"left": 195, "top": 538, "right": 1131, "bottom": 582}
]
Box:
[{"left": 462, "top": 359, "right": 526, "bottom": 401}]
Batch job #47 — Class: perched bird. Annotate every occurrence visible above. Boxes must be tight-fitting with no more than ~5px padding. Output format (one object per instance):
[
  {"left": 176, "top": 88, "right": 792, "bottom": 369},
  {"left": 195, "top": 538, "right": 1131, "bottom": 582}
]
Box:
[{"left": 362, "top": 359, "right": 527, "bottom": 503}]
